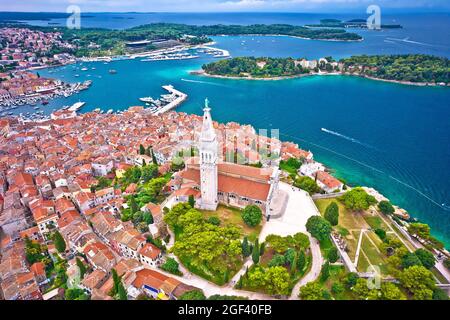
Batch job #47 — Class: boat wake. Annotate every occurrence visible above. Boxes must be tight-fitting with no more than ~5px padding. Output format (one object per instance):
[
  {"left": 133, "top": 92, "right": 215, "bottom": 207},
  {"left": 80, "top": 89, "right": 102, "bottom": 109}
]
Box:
[
  {"left": 279, "top": 132, "right": 384, "bottom": 174},
  {"left": 181, "top": 78, "right": 228, "bottom": 87},
  {"left": 386, "top": 37, "right": 435, "bottom": 47},
  {"left": 388, "top": 175, "right": 450, "bottom": 211},
  {"left": 321, "top": 128, "right": 376, "bottom": 149}
]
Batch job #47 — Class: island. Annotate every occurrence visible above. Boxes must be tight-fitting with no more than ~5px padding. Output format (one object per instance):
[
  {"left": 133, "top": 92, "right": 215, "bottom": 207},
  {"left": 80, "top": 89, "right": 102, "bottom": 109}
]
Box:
[
  {"left": 0, "top": 22, "right": 362, "bottom": 58},
  {"left": 200, "top": 54, "right": 450, "bottom": 86},
  {"left": 306, "top": 18, "right": 402, "bottom": 29}
]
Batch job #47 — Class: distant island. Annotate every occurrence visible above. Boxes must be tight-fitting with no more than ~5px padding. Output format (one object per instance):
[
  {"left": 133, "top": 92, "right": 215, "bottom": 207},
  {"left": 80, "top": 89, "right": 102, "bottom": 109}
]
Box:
[
  {"left": 200, "top": 54, "right": 449, "bottom": 86},
  {"left": 306, "top": 18, "right": 402, "bottom": 29},
  {"left": 0, "top": 22, "right": 362, "bottom": 58}
]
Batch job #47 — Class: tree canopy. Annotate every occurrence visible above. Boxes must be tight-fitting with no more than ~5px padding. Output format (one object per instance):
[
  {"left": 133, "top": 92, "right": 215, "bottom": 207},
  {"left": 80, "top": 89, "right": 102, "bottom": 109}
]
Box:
[
  {"left": 241, "top": 205, "right": 263, "bottom": 227},
  {"left": 339, "top": 187, "right": 377, "bottom": 211},
  {"left": 324, "top": 201, "right": 339, "bottom": 226},
  {"left": 306, "top": 216, "right": 332, "bottom": 242}
]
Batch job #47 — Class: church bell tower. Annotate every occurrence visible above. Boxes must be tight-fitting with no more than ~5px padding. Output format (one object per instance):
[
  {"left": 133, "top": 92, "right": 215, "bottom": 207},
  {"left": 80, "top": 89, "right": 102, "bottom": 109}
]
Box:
[{"left": 199, "top": 98, "right": 218, "bottom": 211}]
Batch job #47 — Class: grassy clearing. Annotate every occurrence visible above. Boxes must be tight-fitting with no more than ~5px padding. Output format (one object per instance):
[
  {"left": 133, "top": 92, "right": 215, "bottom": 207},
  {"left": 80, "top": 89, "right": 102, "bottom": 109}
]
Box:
[
  {"left": 321, "top": 265, "right": 356, "bottom": 300},
  {"left": 200, "top": 205, "right": 262, "bottom": 241}
]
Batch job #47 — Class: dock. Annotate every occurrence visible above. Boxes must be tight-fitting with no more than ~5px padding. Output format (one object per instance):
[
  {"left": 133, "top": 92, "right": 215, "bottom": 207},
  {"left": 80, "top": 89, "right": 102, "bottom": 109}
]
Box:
[{"left": 152, "top": 85, "right": 188, "bottom": 115}]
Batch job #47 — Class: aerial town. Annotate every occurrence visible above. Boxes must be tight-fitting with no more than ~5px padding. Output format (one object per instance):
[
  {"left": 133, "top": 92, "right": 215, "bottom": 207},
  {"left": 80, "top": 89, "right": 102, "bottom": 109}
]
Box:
[{"left": 0, "top": 100, "right": 448, "bottom": 301}]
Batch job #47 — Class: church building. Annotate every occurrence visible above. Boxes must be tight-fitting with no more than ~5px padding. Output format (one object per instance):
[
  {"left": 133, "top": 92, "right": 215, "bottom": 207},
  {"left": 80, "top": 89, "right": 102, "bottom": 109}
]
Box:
[{"left": 178, "top": 99, "right": 280, "bottom": 216}]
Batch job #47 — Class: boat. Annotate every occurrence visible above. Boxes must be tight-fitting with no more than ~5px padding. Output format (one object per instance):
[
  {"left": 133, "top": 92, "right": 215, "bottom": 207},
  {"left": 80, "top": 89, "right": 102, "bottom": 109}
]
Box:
[
  {"left": 41, "top": 100, "right": 49, "bottom": 105},
  {"left": 81, "top": 67, "right": 88, "bottom": 71},
  {"left": 139, "top": 97, "right": 155, "bottom": 103},
  {"left": 109, "top": 69, "right": 117, "bottom": 74},
  {"left": 33, "top": 106, "right": 40, "bottom": 110}
]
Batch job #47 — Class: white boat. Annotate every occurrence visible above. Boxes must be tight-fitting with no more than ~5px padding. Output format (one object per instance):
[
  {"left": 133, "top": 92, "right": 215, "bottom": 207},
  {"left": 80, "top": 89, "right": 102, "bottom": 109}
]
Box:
[
  {"left": 81, "top": 67, "right": 88, "bottom": 71},
  {"left": 139, "top": 97, "right": 155, "bottom": 103}
]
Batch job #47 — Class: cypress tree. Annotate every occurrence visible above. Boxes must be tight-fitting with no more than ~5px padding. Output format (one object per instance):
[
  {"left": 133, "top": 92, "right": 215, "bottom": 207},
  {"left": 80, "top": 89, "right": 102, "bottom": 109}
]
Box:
[
  {"left": 53, "top": 231, "right": 66, "bottom": 253},
  {"left": 118, "top": 281, "right": 127, "bottom": 300},
  {"left": 76, "top": 258, "right": 87, "bottom": 279},
  {"left": 139, "top": 144, "right": 145, "bottom": 155},
  {"left": 259, "top": 241, "right": 266, "bottom": 256},
  {"left": 111, "top": 269, "right": 120, "bottom": 296},
  {"left": 151, "top": 148, "right": 158, "bottom": 165},
  {"left": 242, "top": 237, "right": 251, "bottom": 257},
  {"left": 297, "top": 250, "right": 306, "bottom": 271},
  {"left": 252, "top": 239, "right": 260, "bottom": 264}
]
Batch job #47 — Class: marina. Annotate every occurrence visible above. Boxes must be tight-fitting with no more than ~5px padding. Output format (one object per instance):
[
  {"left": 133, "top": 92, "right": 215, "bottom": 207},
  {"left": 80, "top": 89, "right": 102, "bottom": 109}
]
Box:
[{"left": 139, "top": 85, "right": 188, "bottom": 115}]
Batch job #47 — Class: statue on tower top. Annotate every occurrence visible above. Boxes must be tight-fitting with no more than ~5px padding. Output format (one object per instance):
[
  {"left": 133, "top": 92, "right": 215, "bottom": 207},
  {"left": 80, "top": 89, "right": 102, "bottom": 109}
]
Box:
[{"left": 204, "top": 97, "right": 210, "bottom": 111}]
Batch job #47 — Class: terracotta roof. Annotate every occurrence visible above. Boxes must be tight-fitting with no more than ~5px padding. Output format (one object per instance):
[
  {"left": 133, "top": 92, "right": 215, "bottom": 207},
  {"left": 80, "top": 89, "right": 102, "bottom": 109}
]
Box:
[
  {"left": 138, "top": 243, "right": 161, "bottom": 260},
  {"left": 132, "top": 268, "right": 168, "bottom": 290},
  {"left": 315, "top": 171, "right": 342, "bottom": 190},
  {"left": 180, "top": 168, "right": 271, "bottom": 201}
]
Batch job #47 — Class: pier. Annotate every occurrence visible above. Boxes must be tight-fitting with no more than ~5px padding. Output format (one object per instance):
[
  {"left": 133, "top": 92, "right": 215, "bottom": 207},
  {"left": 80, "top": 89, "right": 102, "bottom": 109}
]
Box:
[{"left": 153, "top": 85, "right": 188, "bottom": 115}]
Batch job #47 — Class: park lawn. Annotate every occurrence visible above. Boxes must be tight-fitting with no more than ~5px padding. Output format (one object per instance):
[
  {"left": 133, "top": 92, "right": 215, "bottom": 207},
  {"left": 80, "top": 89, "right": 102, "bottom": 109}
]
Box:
[
  {"left": 200, "top": 205, "right": 262, "bottom": 242},
  {"left": 314, "top": 198, "right": 368, "bottom": 231},
  {"left": 360, "top": 232, "right": 389, "bottom": 275}
]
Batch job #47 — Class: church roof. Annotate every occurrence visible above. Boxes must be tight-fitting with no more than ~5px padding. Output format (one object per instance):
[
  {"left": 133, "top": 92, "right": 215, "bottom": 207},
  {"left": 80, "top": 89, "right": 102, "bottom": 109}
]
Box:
[{"left": 180, "top": 167, "right": 271, "bottom": 201}]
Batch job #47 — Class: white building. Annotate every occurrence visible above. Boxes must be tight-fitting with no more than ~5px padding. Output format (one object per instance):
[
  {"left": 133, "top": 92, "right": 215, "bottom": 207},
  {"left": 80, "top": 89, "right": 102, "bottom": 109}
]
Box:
[{"left": 197, "top": 98, "right": 219, "bottom": 211}]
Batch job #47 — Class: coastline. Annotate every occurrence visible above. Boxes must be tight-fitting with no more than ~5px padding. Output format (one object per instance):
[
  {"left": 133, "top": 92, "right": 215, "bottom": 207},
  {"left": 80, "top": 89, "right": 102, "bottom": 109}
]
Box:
[
  {"left": 195, "top": 69, "right": 449, "bottom": 87},
  {"left": 214, "top": 33, "right": 363, "bottom": 42}
]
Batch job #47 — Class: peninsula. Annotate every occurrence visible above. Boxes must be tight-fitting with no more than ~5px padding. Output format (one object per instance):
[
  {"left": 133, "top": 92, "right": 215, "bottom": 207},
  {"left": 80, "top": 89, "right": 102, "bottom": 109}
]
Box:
[
  {"left": 305, "top": 18, "right": 402, "bottom": 29},
  {"left": 200, "top": 54, "right": 450, "bottom": 86}
]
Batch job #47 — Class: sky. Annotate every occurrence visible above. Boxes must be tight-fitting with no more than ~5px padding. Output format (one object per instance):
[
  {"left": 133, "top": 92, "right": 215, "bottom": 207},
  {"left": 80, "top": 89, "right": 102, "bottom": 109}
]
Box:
[{"left": 0, "top": 0, "right": 449, "bottom": 13}]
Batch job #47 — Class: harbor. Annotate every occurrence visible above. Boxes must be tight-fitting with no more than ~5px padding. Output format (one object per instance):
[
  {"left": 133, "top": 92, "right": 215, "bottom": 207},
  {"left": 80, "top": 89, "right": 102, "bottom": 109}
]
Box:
[
  {"left": 0, "top": 80, "right": 92, "bottom": 116},
  {"left": 139, "top": 85, "right": 188, "bottom": 115}
]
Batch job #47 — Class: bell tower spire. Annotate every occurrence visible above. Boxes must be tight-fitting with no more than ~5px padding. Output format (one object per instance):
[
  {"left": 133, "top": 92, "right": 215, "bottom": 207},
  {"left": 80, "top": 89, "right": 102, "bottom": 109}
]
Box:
[{"left": 198, "top": 98, "right": 218, "bottom": 210}]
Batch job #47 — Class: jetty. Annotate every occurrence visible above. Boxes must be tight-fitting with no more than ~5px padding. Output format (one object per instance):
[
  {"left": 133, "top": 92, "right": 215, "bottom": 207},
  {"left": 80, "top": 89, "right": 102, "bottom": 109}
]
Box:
[{"left": 152, "top": 85, "right": 188, "bottom": 115}]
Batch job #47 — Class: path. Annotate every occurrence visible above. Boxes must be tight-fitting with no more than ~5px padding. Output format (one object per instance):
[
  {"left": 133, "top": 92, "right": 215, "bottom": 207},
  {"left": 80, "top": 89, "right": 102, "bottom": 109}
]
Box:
[
  {"left": 163, "top": 181, "right": 325, "bottom": 299},
  {"left": 289, "top": 236, "right": 323, "bottom": 300}
]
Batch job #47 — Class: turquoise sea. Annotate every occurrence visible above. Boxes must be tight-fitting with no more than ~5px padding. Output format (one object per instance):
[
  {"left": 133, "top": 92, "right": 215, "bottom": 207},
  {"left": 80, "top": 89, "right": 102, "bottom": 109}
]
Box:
[{"left": 10, "top": 12, "right": 450, "bottom": 247}]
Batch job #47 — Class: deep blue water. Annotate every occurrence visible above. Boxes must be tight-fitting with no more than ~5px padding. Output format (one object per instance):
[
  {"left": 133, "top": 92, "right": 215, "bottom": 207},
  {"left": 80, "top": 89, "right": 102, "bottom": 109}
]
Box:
[{"left": 7, "top": 12, "right": 450, "bottom": 247}]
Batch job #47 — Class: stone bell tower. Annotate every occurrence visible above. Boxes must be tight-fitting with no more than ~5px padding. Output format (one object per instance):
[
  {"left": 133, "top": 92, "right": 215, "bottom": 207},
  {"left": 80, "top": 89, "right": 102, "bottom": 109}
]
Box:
[{"left": 198, "top": 98, "right": 218, "bottom": 211}]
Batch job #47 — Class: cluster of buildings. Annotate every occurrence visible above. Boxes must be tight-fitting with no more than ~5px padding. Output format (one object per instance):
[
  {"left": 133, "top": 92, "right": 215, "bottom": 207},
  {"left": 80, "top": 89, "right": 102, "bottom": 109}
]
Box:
[
  {"left": 0, "top": 27, "right": 76, "bottom": 71},
  {"left": 0, "top": 101, "right": 337, "bottom": 300},
  {"left": 0, "top": 72, "right": 61, "bottom": 101}
]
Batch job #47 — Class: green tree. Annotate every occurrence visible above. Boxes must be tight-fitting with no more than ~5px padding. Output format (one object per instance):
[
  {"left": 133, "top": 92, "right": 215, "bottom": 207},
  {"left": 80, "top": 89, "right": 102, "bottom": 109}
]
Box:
[
  {"left": 179, "top": 290, "right": 206, "bottom": 300},
  {"left": 151, "top": 148, "right": 158, "bottom": 165},
  {"left": 241, "top": 205, "right": 262, "bottom": 227},
  {"left": 297, "top": 250, "right": 306, "bottom": 271},
  {"left": 400, "top": 265, "right": 436, "bottom": 300},
  {"left": 268, "top": 254, "right": 286, "bottom": 267},
  {"left": 345, "top": 272, "right": 359, "bottom": 288},
  {"left": 141, "top": 164, "right": 159, "bottom": 182},
  {"left": 139, "top": 144, "right": 145, "bottom": 155},
  {"left": 188, "top": 194, "right": 195, "bottom": 208},
  {"left": 284, "top": 248, "right": 296, "bottom": 265},
  {"left": 374, "top": 228, "right": 386, "bottom": 240},
  {"left": 294, "top": 176, "right": 321, "bottom": 194},
  {"left": 327, "top": 247, "right": 339, "bottom": 263},
  {"left": 53, "top": 231, "right": 66, "bottom": 253},
  {"left": 117, "top": 281, "right": 127, "bottom": 300},
  {"left": 306, "top": 216, "right": 332, "bottom": 242},
  {"left": 377, "top": 282, "right": 406, "bottom": 300},
  {"left": 142, "top": 212, "right": 153, "bottom": 225},
  {"left": 160, "top": 257, "right": 182, "bottom": 276},
  {"left": 207, "top": 216, "right": 221, "bottom": 226},
  {"left": 264, "top": 266, "right": 291, "bottom": 295},
  {"left": 432, "top": 288, "right": 449, "bottom": 300},
  {"left": 252, "top": 239, "right": 260, "bottom": 264},
  {"left": 129, "top": 196, "right": 139, "bottom": 214},
  {"left": 339, "top": 187, "right": 377, "bottom": 211},
  {"left": 76, "top": 258, "right": 87, "bottom": 279},
  {"left": 378, "top": 200, "right": 395, "bottom": 215},
  {"left": 353, "top": 278, "right": 370, "bottom": 300},
  {"left": 111, "top": 268, "right": 120, "bottom": 296},
  {"left": 299, "top": 282, "right": 325, "bottom": 300},
  {"left": 407, "top": 223, "right": 430, "bottom": 240},
  {"left": 324, "top": 201, "right": 339, "bottom": 226},
  {"left": 320, "top": 261, "right": 330, "bottom": 282},
  {"left": 414, "top": 249, "right": 435, "bottom": 269},
  {"left": 242, "top": 237, "right": 251, "bottom": 257},
  {"left": 401, "top": 252, "right": 423, "bottom": 269},
  {"left": 331, "top": 282, "right": 345, "bottom": 295}
]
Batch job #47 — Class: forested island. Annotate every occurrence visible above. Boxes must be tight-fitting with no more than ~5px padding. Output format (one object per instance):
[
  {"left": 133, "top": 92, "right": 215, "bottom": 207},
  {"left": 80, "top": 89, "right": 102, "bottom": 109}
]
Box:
[
  {"left": 201, "top": 54, "right": 450, "bottom": 85},
  {"left": 0, "top": 22, "right": 362, "bottom": 57},
  {"left": 306, "top": 18, "right": 402, "bottom": 29}
]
